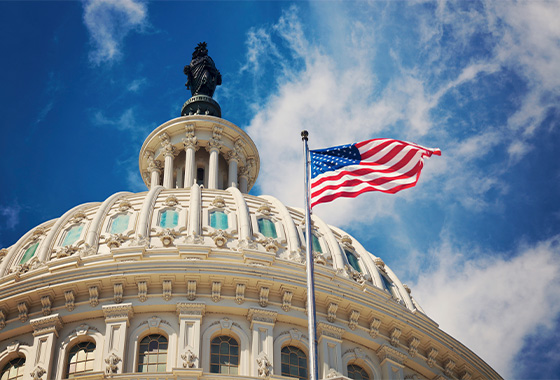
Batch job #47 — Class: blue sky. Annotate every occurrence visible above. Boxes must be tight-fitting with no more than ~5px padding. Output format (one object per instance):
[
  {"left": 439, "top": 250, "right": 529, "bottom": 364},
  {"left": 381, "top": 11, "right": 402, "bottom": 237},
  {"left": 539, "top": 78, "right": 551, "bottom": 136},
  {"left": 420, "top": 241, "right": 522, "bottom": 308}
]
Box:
[{"left": 1, "top": 1, "right": 559, "bottom": 378}]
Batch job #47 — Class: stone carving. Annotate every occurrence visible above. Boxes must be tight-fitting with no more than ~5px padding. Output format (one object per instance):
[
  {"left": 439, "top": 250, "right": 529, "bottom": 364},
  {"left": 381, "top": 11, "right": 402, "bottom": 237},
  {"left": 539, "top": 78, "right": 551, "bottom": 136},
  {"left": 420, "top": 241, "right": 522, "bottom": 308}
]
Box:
[
  {"left": 54, "top": 245, "right": 78, "bottom": 259},
  {"left": 183, "top": 124, "right": 199, "bottom": 150},
  {"left": 182, "top": 349, "right": 197, "bottom": 368},
  {"left": 289, "top": 328, "right": 303, "bottom": 341},
  {"left": 374, "top": 257, "right": 385, "bottom": 269},
  {"left": 377, "top": 344, "right": 407, "bottom": 366},
  {"left": 282, "top": 290, "right": 293, "bottom": 312},
  {"left": 444, "top": 359, "right": 456, "bottom": 376},
  {"left": 259, "top": 287, "right": 270, "bottom": 307},
  {"left": 369, "top": 317, "right": 381, "bottom": 338},
  {"left": 256, "top": 203, "right": 272, "bottom": 216},
  {"left": 256, "top": 353, "right": 272, "bottom": 378},
  {"left": 0, "top": 248, "right": 7, "bottom": 264},
  {"left": 31, "top": 366, "right": 46, "bottom": 380},
  {"left": 158, "top": 229, "right": 178, "bottom": 247},
  {"left": 106, "top": 233, "right": 128, "bottom": 249},
  {"left": 258, "top": 237, "right": 279, "bottom": 253},
  {"left": 460, "top": 370, "right": 472, "bottom": 380},
  {"left": 348, "top": 310, "right": 360, "bottom": 330},
  {"left": 117, "top": 199, "right": 132, "bottom": 212},
  {"left": 212, "top": 281, "right": 221, "bottom": 302},
  {"left": 408, "top": 336, "right": 420, "bottom": 357},
  {"left": 247, "top": 309, "right": 278, "bottom": 325},
  {"left": 164, "top": 195, "right": 179, "bottom": 207},
  {"left": 184, "top": 42, "right": 222, "bottom": 98},
  {"left": 185, "top": 233, "right": 204, "bottom": 245},
  {"left": 326, "top": 368, "right": 342, "bottom": 378},
  {"left": 40, "top": 295, "right": 52, "bottom": 316},
  {"left": 11, "top": 257, "right": 40, "bottom": 278},
  {"left": 130, "top": 235, "right": 150, "bottom": 248},
  {"left": 390, "top": 327, "right": 402, "bottom": 347},
  {"left": 30, "top": 314, "right": 63, "bottom": 335},
  {"left": 176, "top": 303, "right": 206, "bottom": 317},
  {"left": 102, "top": 304, "right": 134, "bottom": 321},
  {"left": 187, "top": 280, "right": 197, "bottom": 301},
  {"left": 163, "top": 280, "right": 172, "bottom": 301},
  {"left": 327, "top": 303, "right": 339, "bottom": 323},
  {"left": 235, "top": 283, "right": 246, "bottom": 304},
  {"left": 211, "top": 229, "right": 229, "bottom": 247},
  {"left": 89, "top": 286, "right": 99, "bottom": 307},
  {"left": 17, "top": 302, "right": 28, "bottom": 322},
  {"left": 211, "top": 196, "right": 226, "bottom": 208},
  {"left": 70, "top": 210, "right": 87, "bottom": 223},
  {"left": 105, "top": 352, "right": 121, "bottom": 375},
  {"left": 280, "top": 250, "right": 304, "bottom": 264},
  {"left": 427, "top": 347, "right": 439, "bottom": 367},
  {"left": 138, "top": 281, "right": 148, "bottom": 302},
  {"left": 114, "top": 283, "right": 123, "bottom": 303},
  {"left": 345, "top": 264, "right": 371, "bottom": 285},
  {"left": 318, "top": 322, "right": 345, "bottom": 340},
  {"left": 0, "top": 309, "right": 5, "bottom": 329}
]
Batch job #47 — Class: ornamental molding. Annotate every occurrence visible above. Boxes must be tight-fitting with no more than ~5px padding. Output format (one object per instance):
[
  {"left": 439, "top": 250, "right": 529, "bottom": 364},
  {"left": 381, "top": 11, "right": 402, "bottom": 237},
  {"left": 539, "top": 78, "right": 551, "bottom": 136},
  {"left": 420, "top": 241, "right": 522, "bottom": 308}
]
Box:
[
  {"left": 259, "top": 287, "right": 270, "bottom": 307},
  {"left": 282, "top": 290, "right": 293, "bottom": 312},
  {"left": 376, "top": 344, "right": 407, "bottom": 366},
  {"left": 7, "top": 341, "right": 31, "bottom": 352},
  {"left": 327, "top": 303, "right": 338, "bottom": 323},
  {"left": 390, "top": 327, "right": 402, "bottom": 347},
  {"left": 408, "top": 336, "right": 420, "bottom": 357},
  {"left": 30, "top": 314, "right": 63, "bottom": 336},
  {"left": 70, "top": 209, "right": 88, "bottom": 223},
  {"left": 137, "top": 281, "right": 148, "bottom": 302},
  {"left": 345, "top": 264, "right": 371, "bottom": 285},
  {"left": 247, "top": 308, "right": 278, "bottom": 325},
  {"left": 426, "top": 347, "right": 439, "bottom": 367},
  {"left": 181, "top": 348, "right": 197, "bottom": 368},
  {"left": 235, "top": 283, "right": 246, "bottom": 304},
  {"left": 117, "top": 199, "right": 133, "bottom": 212},
  {"left": 17, "top": 302, "right": 28, "bottom": 322},
  {"left": 211, "top": 196, "right": 226, "bottom": 208},
  {"left": 278, "top": 328, "right": 307, "bottom": 342},
  {"left": 163, "top": 279, "right": 173, "bottom": 301},
  {"left": 348, "top": 310, "right": 360, "bottom": 330},
  {"left": 256, "top": 203, "right": 271, "bottom": 216},
  {"left": 177, "top": 303, "right": 206, "bottom": 317},
  {"left": 158, "top": 228, "right": 178, "bottom": 247},
  {"left": 343, "top": 347, "right": 366, "bottom": 360},
  {"left": 444, "top": 358, "right": 456, "bottom": 377},
  {"left": 340, "top": 235, "right": 353, "bottom": 249},
  {"left": 0, "top": 309, "right": 6, "bottom": 330},
  {"left": 183, "top": 124, "right": 199, "bottom": 150},
  {"left": 317, "top": 322, "right": 345, "bottom": 340},
  {"left": 31, "top": 366, "right": 46, "bottom": 380},
  {"left": 105, "top": 352, "right": 121, "bottom": 375},
  {"left": 40, "top": 295, "right": 52, "bottom": 316},
  {"left": 211, "top": 229, "right": 229, "bottom": 247},
  {"left": 256, "top": 353, "right": 272, "bottom": 378},
  {"left": 164, "top": 195, "right": 179, "bottom": 207},
  {"left": 102, "top": 303, "right": 134, "bottom": 322},
  {"left": 211, "top": 281, "right": 221, "bottom": 302},
  {"left": 187, "top": 280, "right": 197, "bottom": 301},
  {"left": 257, "top": 237, "right": 279, "bottom": 253},
  {"left": 54, "top": 245, "right": 78, "bottom": 259},
  {"left": 89, "top": 286, "right": 99, "bottom": 307}
]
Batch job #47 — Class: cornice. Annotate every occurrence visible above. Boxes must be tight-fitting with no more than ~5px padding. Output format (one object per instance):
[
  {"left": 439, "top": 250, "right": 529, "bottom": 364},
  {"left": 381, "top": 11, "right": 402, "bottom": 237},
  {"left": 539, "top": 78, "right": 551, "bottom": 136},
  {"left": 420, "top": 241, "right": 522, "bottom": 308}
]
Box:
[
  {"left": 102, "top": 303, "right": 134, "bottom": 323},
  {"left": 247, "top": 308, "right": 278, "bottom": 325},
  {"left": 30, "top": 314, "right": 63, "bottom": 336},
  {"left": 176, "top": 302, "right": 206, "bottom": 318}
]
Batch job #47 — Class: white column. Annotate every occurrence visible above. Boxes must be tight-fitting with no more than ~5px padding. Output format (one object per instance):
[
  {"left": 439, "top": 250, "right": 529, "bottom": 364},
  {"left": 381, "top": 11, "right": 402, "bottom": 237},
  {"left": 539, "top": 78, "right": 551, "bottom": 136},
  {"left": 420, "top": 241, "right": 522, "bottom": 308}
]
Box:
[
  {"left": 102, "top": 303, "right": 134, "bottom": 375},
  {"left": 317, "top": 322, "right": 344, "bottom": 378},
  {"left": 183, "top": 125, "right": 198, "bottom": 188},
  {"left": 163, "top": 144, "right": 176, "bottom": 189},
  {"left": 206, "top": 144, "right": 220, "bottom": 189},
  {"left": 227, "top": 152, "right": 239, "bottom": 189},
  {"left": 176, "top": 303, "right": 206, "bottom": 368},
  {"left": 149, "top": 166, "right": 161, "bottom": 189},
  {"left": 247, "top": 309, "right": 277, "bottom": 377},
  {"left": 28, "top": 314, "right": 63, "bottom": 380},
  {"left": 239, "top": 166, "right": 249, "bottom": 193},
  {"left": 376, "top": 345, "right": 406, "bottom": 380}
]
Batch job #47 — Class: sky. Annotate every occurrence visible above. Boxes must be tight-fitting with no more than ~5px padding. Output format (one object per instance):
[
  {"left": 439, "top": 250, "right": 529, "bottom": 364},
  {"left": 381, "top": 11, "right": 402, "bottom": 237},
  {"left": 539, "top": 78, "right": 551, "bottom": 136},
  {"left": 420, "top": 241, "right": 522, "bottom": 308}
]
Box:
[{"left": 0, "top": 0, "right": 559, "bottom": 378}]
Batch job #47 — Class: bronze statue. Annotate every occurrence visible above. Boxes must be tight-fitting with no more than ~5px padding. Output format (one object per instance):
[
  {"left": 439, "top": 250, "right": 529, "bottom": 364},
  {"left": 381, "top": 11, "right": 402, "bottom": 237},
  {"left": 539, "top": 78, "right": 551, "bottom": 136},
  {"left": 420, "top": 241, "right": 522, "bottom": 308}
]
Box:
[{"left": 184, "top": 42, "right": 222, "bottom": 98}]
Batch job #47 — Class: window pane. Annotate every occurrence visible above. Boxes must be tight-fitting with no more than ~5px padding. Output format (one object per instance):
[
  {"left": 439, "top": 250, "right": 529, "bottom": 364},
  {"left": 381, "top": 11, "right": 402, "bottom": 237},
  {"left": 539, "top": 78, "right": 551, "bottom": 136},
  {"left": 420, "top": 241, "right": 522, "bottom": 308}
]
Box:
[
  {"left": 258, "top": 219, "right": 277, "bottom": 238},
  {"left": 210, "top": 336, "right": 239, "bottom": 374},
  {"left": 137, "top": 334, "right": 168, "bottom": 373},
  {"left": 110, "top": 214, "right": 130, "bottom": 234},
  {"left": 20, "top": 242, "right": 39, "bottom": 265},
  {"left": 160, "top": 210, "right": 179, "bottom": 228},
  {"left": 66, "top": 341, "right": 95, "bottom": 377},
  {"left": 345, "top": 250, "right": 361, "bottom": 272},
  {"left": 63, "top": 225, "right": 83, "bottom": 246},
  {"left": 281, "top": 346, "right": 307, "bottom": 380},
  {"left": 210, "top": 211, "right": 228, "bottom": 229},
  {"left": 348, "top": 364, "right": 369, "bottom": 380}
]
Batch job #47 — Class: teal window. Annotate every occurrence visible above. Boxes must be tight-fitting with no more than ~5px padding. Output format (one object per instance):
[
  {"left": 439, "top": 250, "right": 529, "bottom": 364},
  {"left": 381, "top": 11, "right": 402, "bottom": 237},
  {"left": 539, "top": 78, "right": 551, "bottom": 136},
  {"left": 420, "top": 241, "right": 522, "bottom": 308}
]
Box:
[
  {"left": 66, "top": 341, "right": 95, "bottom": 378},
  {"left": 159, "top": 210, "right": 179, "bottom": 228},
  {"left": 137, "top": 334, "right": 168, "bottom": 373},
  {"left": 110, "top": 214, "right": 130, "bottom": 234},
  {"left": 210, "top": 211, "right": 228, "bottom": 229},
  {"left": 210, "top": 336, "right": 239, "bottom": 374},
  {"left": 347, "top": 364, "right": 370, "bottom": 380},
  {"left": 19, "top": 242, "right": 39, "bottom": 265},
  {"left": 281, "top": 346, "right": 307, "bottom": 380},
  {"left": 345, "top": 250, "right": 361, "bottom": 273},
  {"left": 258, "top": 219, "right": 277, "bottom": 238},
  {"left": 303, "top": 232, "right": 322, "bottom": 253},
  {"left": 0, "top": 357, "right": 25, "bottom": 380},
  {"left": 380, "top": 273, "right": 398, "bottom": 298},
  {"left": 63, "top": 225, "right": 83, "bottom": 246}
]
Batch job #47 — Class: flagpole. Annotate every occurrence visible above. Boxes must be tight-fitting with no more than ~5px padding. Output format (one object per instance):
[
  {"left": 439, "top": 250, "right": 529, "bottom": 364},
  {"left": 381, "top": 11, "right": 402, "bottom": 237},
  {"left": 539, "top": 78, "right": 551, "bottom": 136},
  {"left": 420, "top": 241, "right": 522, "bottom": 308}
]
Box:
[{"left": 302, "top": 130, "right": 319, "bottom": 380}]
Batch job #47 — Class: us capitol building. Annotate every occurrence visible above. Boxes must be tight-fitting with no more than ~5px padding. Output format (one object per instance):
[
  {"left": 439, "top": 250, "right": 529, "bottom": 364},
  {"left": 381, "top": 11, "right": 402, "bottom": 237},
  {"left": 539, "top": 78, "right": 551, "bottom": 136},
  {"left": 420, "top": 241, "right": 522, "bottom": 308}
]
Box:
[{"left": 0, "top": 43, "right": 501, "bottom": 380}]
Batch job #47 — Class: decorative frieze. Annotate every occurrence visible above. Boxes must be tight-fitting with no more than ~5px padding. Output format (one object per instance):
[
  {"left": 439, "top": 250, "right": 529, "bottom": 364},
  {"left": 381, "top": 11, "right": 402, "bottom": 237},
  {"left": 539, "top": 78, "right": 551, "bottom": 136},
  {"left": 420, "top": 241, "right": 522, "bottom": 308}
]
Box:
[
  {"left": 327, "top": 302, "right": 338, "bottom": 323},
  {"left": 235, "top": 283, "right": 246, "bottom": 304},
  {"left": 114, "top": 283, "right": 123, "bottom": 303},
  {"left": 348, "top": 310, "right": 360, "bottom": 330},
  {"left": 408, "top": 336, "right": 420, "bottom": 357},
  {"left": 282, "top": 290, "right": 293, "bottom": 312},
  {"left": 390, "top": 327, "right": 402, "bottom": 347},
  {"left": 317, "top": 322, "right": 345, "bottom": 340},
  {"left": 17, "top": 302, "right": 28, "bottom": 322},
  {"left": 30, "top": 314, "right": 63, "bottom": 336},
  {"left": 163, "top": 280, "right": 172, "bottom": 301},
  {"left": 259, "top": 287, "right": 270, "bottom": 307},
  {"left": 212, "top": 281, "right": 221, "bottom": 302},
  {"left": 247, "top": 308, "right": 278, "bottom": 325},
  {"left": 89, "top": 286, "right": 99, "bottom": 307},
  {"left": 65, "top": 290, "right": 75, "bottom": 311},
  {"left": 187, "top": 280, "right": 197, "bottom": 301},
  {"left": 138, "top": 281, "right": 148, "bottom": 302},
  {"left": 376, "top": 344, "right": 407, "bottom": 366},
  {"left": 176, "top": 303, "right": 206, "bottom": 318},
  {"left": 369, "top": 317, "right": 381, "bottom": 338},
  {"left": 40, "top": 295, "right": 52, "bottom": 316},
  {"left": 427, "top": 347, "right": 439, "bottom": 367},
  {"left": 102, "top": 303, "right": 134, "bottom": 323},
  {"left": 444, "top": 359, "right": 456, "bottom": 377}
]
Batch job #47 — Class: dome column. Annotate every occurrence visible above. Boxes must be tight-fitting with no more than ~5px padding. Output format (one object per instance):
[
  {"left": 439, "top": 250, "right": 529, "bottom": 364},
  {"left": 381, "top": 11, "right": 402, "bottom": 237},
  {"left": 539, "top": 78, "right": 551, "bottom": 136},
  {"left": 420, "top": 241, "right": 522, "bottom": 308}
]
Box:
[
  {"left": 317, "top": 323, "right": 344, "bottom": 378},
  {"left": 161, "top": 133, "right": 177, "bottom": 189},
  {"left": 206, "top": 126, "right": 223, "bottom": 189},
  {"left": 176, "top": 303, "right": 205, "bottom": 369},
  {"left": 183, "top": 125, "right": 198, "bottom": 188},
  {"left": 227, "top": 152, "right": 239, "bottom": 189},
  {"left": 247, "top": 308, "right": 277, "bottom": 377},
  {"left": 28, "top": 314, "right": 63, "bottom": 380},
  {"left": 102, "top": 304, "right": 133, "bottom": 375},
  {"left": 145, "top": 151, "right": 162, "bottom": 189}
]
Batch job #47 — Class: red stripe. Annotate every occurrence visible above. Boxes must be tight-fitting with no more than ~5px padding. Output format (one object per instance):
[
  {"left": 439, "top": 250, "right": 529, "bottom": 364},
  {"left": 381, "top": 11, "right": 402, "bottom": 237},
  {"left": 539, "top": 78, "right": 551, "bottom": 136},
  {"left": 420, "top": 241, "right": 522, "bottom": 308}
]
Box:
[{"left": 357, "top": 139, "right": 396, "bottom": 160}]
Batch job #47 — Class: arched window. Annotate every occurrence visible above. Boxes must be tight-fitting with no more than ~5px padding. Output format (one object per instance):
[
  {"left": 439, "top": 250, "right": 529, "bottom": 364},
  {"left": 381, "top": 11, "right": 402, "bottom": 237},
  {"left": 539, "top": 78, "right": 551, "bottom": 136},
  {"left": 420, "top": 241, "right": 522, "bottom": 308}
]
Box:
[
  {"left": 345, "top": 250, "right": 361, "bottom": 272},
  {"left": 347, "top": 364, "right": 370, "bottom": 380},
  {"left": 110, "top": 214, "right": 130, "bottom": 234},
  {"left": 66, "top": 341, "right": 95, "bottom": 378},
  {"left": 210, "top": 211, "right": 228, "bottom": 229},
  {"left": 0, "top": 357, "right": 25, "bottom": 380},
  {"left": 281, "top": 346, "right": 307, "bottom": 380},
  {"left": 159, "top": 210, "right": 179, "bottom": 229},
  {"left": 62, "top": 225, "right": 83, "bottom": 246},
  {"left": 302, "top": 231, "right": 322, "bottom": 253},
  {"left": 19, "top": 242, "right": 39, "bottom": 265},
  {"left": 210, "top": 336, "right": 239, "bottom": 374},
  {"left": 137, "top": 334, "right": 168, "bottom": 373},
  {"left": 258, "top": 218, "right": 277, "bottom": 238}
]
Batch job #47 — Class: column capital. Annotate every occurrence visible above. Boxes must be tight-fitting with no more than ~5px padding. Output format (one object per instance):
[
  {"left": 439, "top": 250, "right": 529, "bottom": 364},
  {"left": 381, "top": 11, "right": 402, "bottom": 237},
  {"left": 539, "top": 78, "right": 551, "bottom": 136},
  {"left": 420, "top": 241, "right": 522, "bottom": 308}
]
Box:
[
  {"left": 162, "top": 143, "right": 178, "bottom": 157},
  {"left": 30, "top": 314, "right": 63, "bottom": 336},
  {"left": 102, "top": 303, "right": 134, "bottom": 323},
  {"left": 247, "top": 308, "right": 277, "bottom": 326},
  {"left": 176, "top": 302, "right": 206, "bottom": 318},
  {"left": 183, "top": 136, "right": 199, "bottom": 150}
]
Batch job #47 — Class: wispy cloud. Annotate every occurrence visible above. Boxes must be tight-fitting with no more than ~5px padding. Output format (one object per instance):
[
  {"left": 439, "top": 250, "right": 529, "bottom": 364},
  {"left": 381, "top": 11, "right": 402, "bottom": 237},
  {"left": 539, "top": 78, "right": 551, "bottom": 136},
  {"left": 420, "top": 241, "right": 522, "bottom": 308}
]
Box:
[
  {"left": 92, "top": 107, "right": 150, "bottom": 142},
  {"left": 82, "top": 0, "right": 148, "bottom": 66},
  {"left": 127, "top": 77, "right": 147, "bottom": 93},
  {"left": 0, "top": 204, "right": 21, "bottom": 230}
]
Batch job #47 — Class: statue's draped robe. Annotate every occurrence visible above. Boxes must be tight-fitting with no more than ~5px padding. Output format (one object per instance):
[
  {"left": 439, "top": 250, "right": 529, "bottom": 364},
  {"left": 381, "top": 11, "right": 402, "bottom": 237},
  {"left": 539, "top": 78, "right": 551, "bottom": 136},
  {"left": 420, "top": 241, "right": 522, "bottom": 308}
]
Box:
[{"left": 186, "top": 55, "right": 221, "bottom": 97}]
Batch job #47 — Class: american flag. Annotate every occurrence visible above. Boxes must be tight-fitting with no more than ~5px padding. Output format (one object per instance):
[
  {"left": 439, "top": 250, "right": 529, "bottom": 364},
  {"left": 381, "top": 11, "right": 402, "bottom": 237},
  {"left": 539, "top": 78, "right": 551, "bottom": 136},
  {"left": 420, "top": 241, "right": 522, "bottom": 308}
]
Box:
[{"left": 310, "top": 138, "right": 441, "bottom": 208}]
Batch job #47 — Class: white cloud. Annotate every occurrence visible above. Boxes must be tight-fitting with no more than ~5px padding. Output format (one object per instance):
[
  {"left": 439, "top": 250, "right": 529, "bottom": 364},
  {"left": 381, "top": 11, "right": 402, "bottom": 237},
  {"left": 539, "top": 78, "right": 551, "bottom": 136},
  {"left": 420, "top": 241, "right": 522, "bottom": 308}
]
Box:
[
  {"left": 0, "top": 205, "right": 21, "bottom": 230},
  {"left": 127, "top": 77, "right": 147, "bottom": 93},
  {"left": 83, "top": 0, "right": 148, "bottom": 65},
  {"left": 412, "top": 235, "right": 560, "bottom": 378},
  {"left": 92, "top": 107, "right": 150, "bottom": 142}
]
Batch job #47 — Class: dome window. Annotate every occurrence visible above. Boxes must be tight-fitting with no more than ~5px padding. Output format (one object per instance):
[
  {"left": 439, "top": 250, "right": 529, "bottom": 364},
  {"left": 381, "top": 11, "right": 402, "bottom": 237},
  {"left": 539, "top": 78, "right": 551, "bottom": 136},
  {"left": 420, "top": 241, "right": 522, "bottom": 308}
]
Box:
[
  {"left": 159, "top": 210, "right": 179, "bottom": 229},
  {"left": 62, "top": 225, "right": 84, "bottom": 246},
  {"left": 258, "top": 218, "right": 277, "bottom": 239},
  {"left": 210, "top": 211, "right": 228, "bottom": 230},
  {"left": 303, "top": 231, "right": 322, "bottom": 253},
  {"left": 347, "top": 364, "right": 369, "bottom": 380},
  {"left": 210, "top": 336, "right": 239, "bottom": 374},
  {"left": 110, "top": 214, "right": 130, "bottom": 234},
  {"left": 0, "top": 357, "right": 25, "bottom": 380},
  {"left": 19, "top": 242, "right": 39, "bottom": 265},
  {"left": 281, "top": 346, "right": 307, "bottom": 380},
  {"left": 66, "top": 341, "right": 95, "bottom": 377},
  {"left": 137, "top": 334, "right": 168, "bottom": 373},
  {"left": 345, "top": 250, "right": 362, "bottom": 273}
]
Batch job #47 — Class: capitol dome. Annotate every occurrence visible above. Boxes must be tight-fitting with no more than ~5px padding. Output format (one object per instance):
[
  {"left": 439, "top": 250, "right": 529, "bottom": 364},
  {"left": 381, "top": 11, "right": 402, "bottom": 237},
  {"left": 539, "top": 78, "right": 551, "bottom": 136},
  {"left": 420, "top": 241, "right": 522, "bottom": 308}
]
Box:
[{"left": 0, "top": 45, "right": 501, "bottom": 380}]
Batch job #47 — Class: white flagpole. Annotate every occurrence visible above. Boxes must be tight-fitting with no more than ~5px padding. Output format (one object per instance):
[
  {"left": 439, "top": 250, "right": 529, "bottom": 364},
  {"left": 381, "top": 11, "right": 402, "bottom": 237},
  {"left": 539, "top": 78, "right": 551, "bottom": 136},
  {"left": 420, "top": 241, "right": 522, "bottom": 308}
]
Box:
[{"left": 302, "top": 130, "right": 319, "bottom": 380}]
